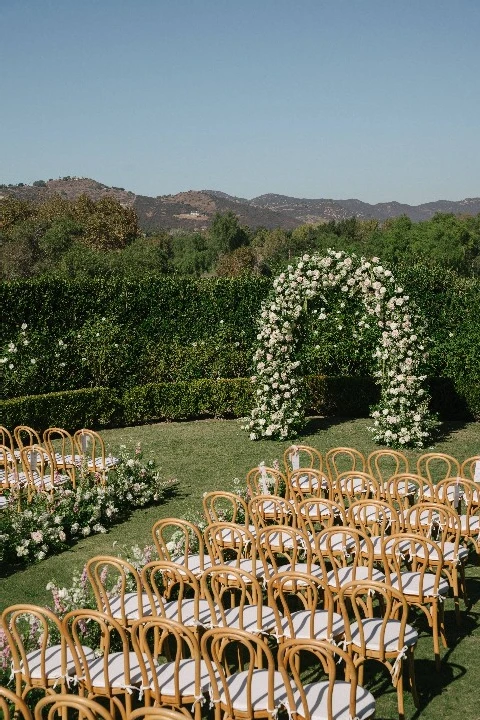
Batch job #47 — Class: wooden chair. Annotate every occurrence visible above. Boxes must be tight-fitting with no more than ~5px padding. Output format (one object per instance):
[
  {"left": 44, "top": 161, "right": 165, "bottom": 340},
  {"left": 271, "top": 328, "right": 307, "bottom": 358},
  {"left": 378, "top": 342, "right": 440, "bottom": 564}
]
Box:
[
  {"left": 385, "top": 473, "right": 434, "bottom": 516},
  {"left": 246, "top": 464, "right": 287, "bottom": 498},
  {"left": 13, "top": 426, "right": 42, "bottom": 452},
  {"left": 130, "top": 709, "right": 194, "bottom": 720},
  {"left": 367, "top": 449, "right": 409, "bottom": 497},
  {"left": 335, "top": 471, "right": 381, "bottom": 507},
  {"left": 202, "top": 490, "right": 250, "bottom": 527},
  {"left": 152, "top": 518, "right": 211, "bottom": 578},
  {"left": 295, "top": 496, "right": 347, "bottom": 532},
  {"left": 347, "top": 498, "right": 401, "bottom": 562},
  {"left": 248, "top": 493, "right": 296, "bottom": 531},
  {"left": 0, "top": 444, "right": 25, "bottom": 510},
  {"left": 256, "top": 525, "right": 323, "bottom": 583},
  {"left": 382, "top": 533, "right": 449, "bottom": 669},
  {"left": 0, "top": 686, "right": 32, "bottom": 720},
  {"left": 325, "top": 446, "right": 366, "bottom": 483},
  {"left": 1, "top": 604, "right": 87, "bottom": 700},
  {"left": 0, "top": 425, "right": 17, "bottom": 460},
  {"left": 131, "top": 617, "right": 209, "bottom": 720},
  {"left": 86, "top": 555, "right": 154, "bottom": 628},
  {"left": 460, "top": 455, "right": 480, "bottom": 483},
  {"left": 339, "top": 580, "right": 419, "bottom": 719},
  {"left": 266, "top": 570, "right": 344, "bottom": 643},
  {"left": 435, "top": 477, "right": 480, "bottom": 558},
  {"left": 73, "top": 429, "right": 118, "bottom": 481},
  {"left": 43, "top": 427, "right": 79, "bottom": 486},
  {"left": 140, "top": 560, "right": 213, "bottom": 629},
  {"left": 34, "top": 694, "right": 115, "bottom": 720},
  {"left": 403, "top": 502, "right": 469, "bottom": 623},
  {"left": 201, "top": 626, "right": 287, "bottom": 720},
  {"left": 283, "top": 444, "right": 323, "bottom": 477},
  {"left": 19, "top": 444, "right": 70, "bottom": 501},
  {"left": 201, "top": 564, "right": 276, "bottom": 635},
  {"left": 204, "top": 521, "right": 258, "bottom": 578},
  {"left": 287, "top": 468, "right": 333, "bottom": 504},
  {"left": 416, "top": 452, "right": 460, "bottom": 485},
  {"left": 62, "top": 609, "right": 141, "bottom": 720},
  {"left": 278, "top": 638, "right": 376, "bottom": 720}
]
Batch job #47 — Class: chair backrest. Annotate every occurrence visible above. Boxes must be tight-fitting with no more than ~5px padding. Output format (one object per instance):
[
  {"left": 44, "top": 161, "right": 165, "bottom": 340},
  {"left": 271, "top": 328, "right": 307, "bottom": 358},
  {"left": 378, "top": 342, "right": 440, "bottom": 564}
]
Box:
[
  {"left": 403, "top": 502, "right": 461, "bottom": 554},
  {"left": 315, "top": 526, "right": 374, "bottom": 578},
  {"left": 460, "top": 455, "right": 480, "bottom": 483},
  {"left": 14, "top": 426, "right": 42, "bottom": 450},
  {"left": 385, "top": 473, "right": 434, "bottom": 512},
  {"left": 152, "top": 518, "right": 206, "bottom": 569},
  {"left": 283, "top": 444, "right": 323, "bottom": 476},
  {"left": 131, "top": 617, "right": 201, "bottom": 708},
  {"left": 0, "top": 687, "right": 32, "bottom": 720},
  {"left": 43, "top": 427, "right": 75, "bottom": 463},
  {"left": 130, "top": 709, "right": 194, "bottom": 720},
  {"left": 140, "top": 560, "right": 203, "bottom": 626},
  {"left": 287, "top": 468, "right": 333, "bottom": 503},
  {"left": 62, "top": 609, "right": 132, "bottom": 694},
  {"left": 0, "top": 426, "right": 15, "bottom": 453},
  {"left": 19, "top": 444, "right": 55, "bottom": 498},
  {"left": 0, "top": 444, "right": 19, "bottom": 490},
  {"left": 34, "top": 694, "right": 115, "bottom": 720},
  {"left": 266, "top": 570, "right": 336, "bottom": 639},
  {"left": 201, "top": 565, "right": 265, "bottom": 631},
  {"left": 204, "top": 521, "right": 256, "bottom": 567},
  {"left": 85, "top": 555, "right": 144, "bottom": 626},
  {"left": 367, "top": 449, "right": 409, "bottom": 491},
  {"left": 295, "top": 498, "right": 347, "bottom": 537},
  {"left": 347, "top": 499, "right": 401, "bottom": 537},
  {"left": 246, "top": 464, "right": 287, "bottom": 497},
  {"left": 200, "top": 626, "right": 278, "bottom": 719},
  {"left": 417, "top": 452, "right": 460, "bottom": 484},
  {"left": 339, "top": 580, "right": 412, "bottom": 663},
  {"left": 1, "top": 604, "right": 68, "bottom": 690},
  {"left": 256, "top": 525, "right": 314, "bottom": 576},
  {"left": 247, "top": 494, "right": 296, "bottom": 531},
  {"left": 435, "top": 477, "right": 480, "bottom": 514},
  {"left": 202, "top": 490, "right": 249, "bottom": 526},
  {"left": 277, "top": 638, "right": 370, "bottom": 720},
  {"left": 73, "top": 428, "right": 107, "bottom": 469},
  {"left": 382, "top": 533, "right": 445, "bottom": 601},
  {"left": 325, "top": 446, "right": 366, "bottom": 482},
  {"left": 335, "top": 471, "right": 381, "bottom": 505}
]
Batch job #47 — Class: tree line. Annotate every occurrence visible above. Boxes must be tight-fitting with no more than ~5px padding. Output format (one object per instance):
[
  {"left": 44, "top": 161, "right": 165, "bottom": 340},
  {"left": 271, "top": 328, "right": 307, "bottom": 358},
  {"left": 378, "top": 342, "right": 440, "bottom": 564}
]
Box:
[{"left": 1, "top": 193, "right": 480, "bottom": 280}]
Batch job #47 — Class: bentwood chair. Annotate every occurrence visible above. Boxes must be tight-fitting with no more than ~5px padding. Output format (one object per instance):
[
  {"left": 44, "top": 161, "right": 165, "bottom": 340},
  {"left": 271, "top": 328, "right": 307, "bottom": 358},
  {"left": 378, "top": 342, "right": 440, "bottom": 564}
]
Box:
[
  {"left": 73, "top": 429, "right": 118, "bottom": 481},
  {"left": 201, "top": 626, "right": 288, "bottom": 720},
  {"left": 278, "top": 638, "right": 376, "bottom": 720},
  {"left": 283, "top": 444, "right": 323, "bottom": 477},
  {"left": 347, "top": 498, "right": 401, "bottom": 562},
  {"left": 34, "top": 694, "right": 115, "bottom": 720},
  {"left": 436, "top": 477, "right": 480, "bottom": 557},
  {"left": 460, "top": 455, "right": 480, "bottom": 483},
  {"left": 152, "top": 518, "right": 212, "bottom": 578},
  {"left": 246, "top": 464, "right": 287, "bottom": 498},
  {"left": 339, "top": 580, "right": 419, "bottom": 719},
  {"left": 130, "top": 709, "right": 194, "bottom": 720},
  {"left": 204, "top": 521, "right": 258, "bottom": 578},
  {"left": 248, "top": 494, "right": 296, "bottom": 530},
  {"left": 202, "top": 490, "right": 251, "bottom": 528},
  {"left": 287, "top": 468, "right": 333, "bottom": 503},
  {"left": 0, "top": 685, "right": 32, "bottom": 720},
  {"left": 43, "top": 427, "right": 79, "bottom": 486},
  {"left": 416, "top": 452, "right": 460, "bottom": 485},
  {"left": 19, "top": 444, "right": 70, "bottom": 501},
  {"left": 13, "top": 426, "right": 42, "bottom": 452},
  {"left": 325, "top": 447, "right": 366, "bottom": 484},
  {"left": 367, "top": 449, "right": 409, "bottom": 497}
]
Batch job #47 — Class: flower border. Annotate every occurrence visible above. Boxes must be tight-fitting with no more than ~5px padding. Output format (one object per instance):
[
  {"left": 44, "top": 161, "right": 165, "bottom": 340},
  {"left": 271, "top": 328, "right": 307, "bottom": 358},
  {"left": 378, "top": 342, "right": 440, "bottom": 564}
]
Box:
[{"left": 244, "top": 250, "right": 437, "bottom": 447}]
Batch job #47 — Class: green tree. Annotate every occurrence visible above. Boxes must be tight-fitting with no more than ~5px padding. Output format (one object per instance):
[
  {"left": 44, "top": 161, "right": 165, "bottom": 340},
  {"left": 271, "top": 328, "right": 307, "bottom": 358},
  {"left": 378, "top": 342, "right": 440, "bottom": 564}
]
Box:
[{"left": 209, "top": 211, "right": 249, "bottom": 254}]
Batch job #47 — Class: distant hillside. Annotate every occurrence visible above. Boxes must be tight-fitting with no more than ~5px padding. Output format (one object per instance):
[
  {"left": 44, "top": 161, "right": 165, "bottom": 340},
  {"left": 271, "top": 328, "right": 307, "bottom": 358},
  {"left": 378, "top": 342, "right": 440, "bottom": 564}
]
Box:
[{"left": 1, "top": 178, "right": 479, "bottom": 231}]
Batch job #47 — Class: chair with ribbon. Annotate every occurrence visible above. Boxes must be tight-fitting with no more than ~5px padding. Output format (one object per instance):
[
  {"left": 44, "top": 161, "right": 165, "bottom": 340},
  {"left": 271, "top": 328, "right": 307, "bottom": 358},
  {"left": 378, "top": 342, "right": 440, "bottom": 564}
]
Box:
[
  {"left": 43, "top": 427, "right": 79, "bottom": 487},
  {"left": 204, "top": 521, "right": 259, "bottom": 580},
  {"left": 19, "top": 444, "right": 70, "bottom": 502},
  {"left": 385, "top": 473, "right": 435, "bottom": 519},
  {"left": 460, "top": 455, "right": 480, "bottom": 484},
  {"left": 283, "top": 444, "right": 323, "bottom": 478},
  {"left": 325, "top": 447, "right": 367, "bottom": 485},
  {"left": 201, "top": 626, "right": 288, "bottom": 720},
  {"left": 73, "top": 429, "right": 118, "bottom": 483},
  {"left": 0, "top": 686, "right": 32, "bottom": 720},
  {"left": 140, "top": 560, "right": 213, "bottom": 630},
  {"left": 287, "top": 467, "right": 334, "bottom": 504},
  {"left": 33, "top": 694, "right": 115, "bottom": 720},
  {"left": 246, "top": 463, "right": 287, "bottom": 499},
  {"left": 1, "top": 603, "right": 90, "bottom": 700},
  {"left": 416, "top": 452, "right": 461, "bottom": 488},
  {"left": 86, "top": 555, "right": 154, "bottom": 629},
  {"left": 367, "top": 449, "right": 409, "bottom": 499},
  {"left": 277, "top": 637, "right": 376, "bottom": 720},
  {"left": 131, "top": 616, "right": 209, "bottom": 720},
  {"left": 201, "top": 564, "right": 276, "bottom": 636},
  {"left": 347, "top": 498, "right": 401, "bottom": 563},
  {"left": 151, "top": 518, "right": 211, "bottom": 579},
  {"left": 256, "top": 525, "right": 323, "bottom": 585},
  {"left": 339, "top": 579, "right": 419, "bottom": 720},
  {"left": 335, "top": 471, "right": 381, "bottom": 508},
  {"left": 381, "top": 533, "right": 449, "bottom": 669},
  {"left": 62, "top": 608, "right": 142, "bottom": 720},
  {"left": 267, "top": 569, "right": 344, "bottom": 645},
  {"left": 403, "top": 502, "right": 469, "bottom": 623},
  {"left": 435, "top": 477, "right": 480, "bottom": 558}
]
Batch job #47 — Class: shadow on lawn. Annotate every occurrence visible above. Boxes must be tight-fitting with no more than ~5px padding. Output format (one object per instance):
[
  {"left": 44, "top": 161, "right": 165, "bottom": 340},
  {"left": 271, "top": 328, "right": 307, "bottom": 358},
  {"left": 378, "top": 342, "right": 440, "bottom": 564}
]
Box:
[{"left": 299, "top": 415, "right": 363, "bottom": 437}]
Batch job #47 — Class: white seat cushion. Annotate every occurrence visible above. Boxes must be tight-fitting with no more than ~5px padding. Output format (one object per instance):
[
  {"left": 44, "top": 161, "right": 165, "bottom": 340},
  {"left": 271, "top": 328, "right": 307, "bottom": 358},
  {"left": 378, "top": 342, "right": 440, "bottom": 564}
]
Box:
[
  {"left": 24, "top": 644, "right": 95, "bottom": 681},
  {"left": 349, "top": 618, "right": 418, "bottom": 652},
  {"left": 389, "top": 572, "right": 450, "bottom": 597},
  {"left": 288, "top": 679, "right": 375, "bottom": 720},
  {"left": 414, "top": 542, "right": 469, "bottom": 564},
  {"left": 108, "top": 592, "right": 155, "bottom": 620},
  {"left": 221, "top": 669, "right": 288, "bottom": 712},
  {"left": 150, "top": 658, "right": 210, "bottom": 695},
  {"left": 326, "top": 567, "right": 385, "bottom": 589},
  {"left": 85, "top": 651, "right": 144, "bottom": 689},
  {"left": 460, "top": 515, "right": 480, "bottom": 533},
  {"left": 172, "top": 554, "right": 212, "bottom": 576},
  {"left": 162, "top": 598, "right": 212, "bottom": 627},
  {"left": 265, "top": 562, "right": 323, "bottom": 582},
  {"left": 280, "top": 610, "right": 344, "bottom": 640},
  {"left": 215, "top": 604, "right": 276, "bottom": 634}
]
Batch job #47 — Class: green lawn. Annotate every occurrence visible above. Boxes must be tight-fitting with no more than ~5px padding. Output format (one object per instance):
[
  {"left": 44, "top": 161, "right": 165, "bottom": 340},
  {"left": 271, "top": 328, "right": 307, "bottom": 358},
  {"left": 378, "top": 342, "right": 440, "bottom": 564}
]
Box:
[{"left": 1, "top": 416, "right": 480, "bottom": 718}]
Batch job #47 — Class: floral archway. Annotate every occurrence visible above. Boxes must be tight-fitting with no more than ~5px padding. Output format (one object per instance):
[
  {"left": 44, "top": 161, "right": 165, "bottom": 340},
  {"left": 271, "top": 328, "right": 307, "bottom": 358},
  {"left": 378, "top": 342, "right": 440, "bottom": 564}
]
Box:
[{"left": 244, "top": 250, "right": 436, "bottom": 447}]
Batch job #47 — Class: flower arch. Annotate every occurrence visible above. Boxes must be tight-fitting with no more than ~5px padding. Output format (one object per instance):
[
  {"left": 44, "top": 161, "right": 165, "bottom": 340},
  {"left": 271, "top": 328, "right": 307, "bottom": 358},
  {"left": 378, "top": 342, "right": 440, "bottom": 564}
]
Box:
[{"left": 245, "top": 250, "right": 436, "bottom": 448}]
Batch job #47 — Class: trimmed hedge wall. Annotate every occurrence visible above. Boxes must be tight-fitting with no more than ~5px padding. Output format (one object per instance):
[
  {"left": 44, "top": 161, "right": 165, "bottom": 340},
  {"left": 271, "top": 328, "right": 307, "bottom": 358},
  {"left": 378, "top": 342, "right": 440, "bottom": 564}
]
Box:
[{"left": 2, "top": 265, "right": 480, "bottom": 420}]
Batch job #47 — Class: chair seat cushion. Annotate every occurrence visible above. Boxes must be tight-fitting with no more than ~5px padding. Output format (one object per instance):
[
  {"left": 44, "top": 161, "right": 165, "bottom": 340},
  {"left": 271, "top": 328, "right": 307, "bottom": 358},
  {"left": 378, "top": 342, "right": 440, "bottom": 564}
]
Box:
[
  {"left": 162, "top": 598, "right": 213, "bottom": 627},
  {"left": 215, "top": 604, "right": 276, "bottom": 634},
  {"left": 150, "top": 658, "right": 210, "bottom": 696},
  {"left": 288, "top": 679, "right": 375, "bottom": 720},
  {"left": 349, "top": 618, "right": 418, "bottom": 652},
  {"left": 221, "top": 669, "right": 288, "bottom": 712},
  {"left": 108, "top": 592, "right": 155, "bottom": 621},
  {"left": 326, "top": 567, "right": 385, "bottom": 589},
  {"left": 389, "top": 572, "right": 449, "bottom": 597},
  {"left": 172, "top": 554, "right": 212, "bottom": 576},
  {"left": 280, "top": 610, "right": 344, "bottom": 640},
  {"left": 85, "top": 651, "right": 144, "bottom": 689},
  {"left": 24, "top": 644, "right": 95, "bottom": 681}
]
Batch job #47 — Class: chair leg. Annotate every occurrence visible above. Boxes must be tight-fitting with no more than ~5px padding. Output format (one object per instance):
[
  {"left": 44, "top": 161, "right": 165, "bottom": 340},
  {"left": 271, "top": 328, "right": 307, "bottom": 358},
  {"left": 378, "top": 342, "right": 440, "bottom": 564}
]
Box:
[
  {"left": 431, "top": 604, "right": 441, "bottom": 671},
  {"left": 407, "top": 647, "right": 419, "bottom": 708},
  {"left": 395, "top": 663, "right": 405, "bottom": 720}
]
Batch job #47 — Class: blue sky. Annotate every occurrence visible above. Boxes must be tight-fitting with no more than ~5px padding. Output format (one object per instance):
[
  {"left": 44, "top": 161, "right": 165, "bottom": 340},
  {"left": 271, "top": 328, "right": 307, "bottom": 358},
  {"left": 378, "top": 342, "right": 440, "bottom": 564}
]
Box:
[{"left": 1, "top": 0, "right": 479, "bottom": 203}]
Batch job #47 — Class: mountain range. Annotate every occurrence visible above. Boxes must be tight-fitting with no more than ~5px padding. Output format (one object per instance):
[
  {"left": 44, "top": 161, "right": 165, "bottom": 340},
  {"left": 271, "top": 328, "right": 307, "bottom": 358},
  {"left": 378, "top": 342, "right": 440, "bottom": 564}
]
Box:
[{"left": 1, "top": 178, "right": 479, "bottom": 232}]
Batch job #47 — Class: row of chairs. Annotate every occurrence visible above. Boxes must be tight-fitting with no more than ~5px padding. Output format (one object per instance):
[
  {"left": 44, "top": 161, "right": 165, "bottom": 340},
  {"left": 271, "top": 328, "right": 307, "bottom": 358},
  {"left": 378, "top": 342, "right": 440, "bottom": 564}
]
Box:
[
  {"left": 0, "top": 426, "right": 118, "bottom": 506},
  {"left": 282, "top": 444, "right": 480, "bottom": 484}
]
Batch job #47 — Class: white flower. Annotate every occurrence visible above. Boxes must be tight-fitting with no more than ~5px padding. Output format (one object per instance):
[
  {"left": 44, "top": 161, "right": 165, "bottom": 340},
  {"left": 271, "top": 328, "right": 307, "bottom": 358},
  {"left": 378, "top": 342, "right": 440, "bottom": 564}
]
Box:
[
  {"left": 30, "top": 358, "right": 36, "bottom": 364},
  {"left": 21, "top": 323, "right": 27, "bottom": 330}
]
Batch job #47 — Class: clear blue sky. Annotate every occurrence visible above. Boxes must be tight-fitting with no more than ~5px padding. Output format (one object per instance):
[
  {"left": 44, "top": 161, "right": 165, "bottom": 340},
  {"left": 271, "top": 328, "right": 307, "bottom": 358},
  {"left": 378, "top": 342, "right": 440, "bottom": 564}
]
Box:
[{"left": 1, "top": 0, "right": 479, "bottom": 204}]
